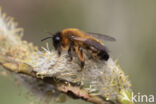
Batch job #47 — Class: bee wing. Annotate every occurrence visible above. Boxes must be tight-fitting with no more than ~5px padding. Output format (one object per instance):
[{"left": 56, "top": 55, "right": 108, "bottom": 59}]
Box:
[
  {"left": 70, "top": 36, "right": 87, "bottom": 42},
  {"left": 86, "top": 32, "right": 116, "bottom": 42},
  {"left": 70, "top": 36, "right": 109, "bottom": 52}
]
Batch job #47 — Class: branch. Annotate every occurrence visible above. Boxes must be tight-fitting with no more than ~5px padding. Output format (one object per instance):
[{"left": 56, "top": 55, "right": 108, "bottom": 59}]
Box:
[{"left": 0, "top": 7, "right": 133, "bottom": 104}]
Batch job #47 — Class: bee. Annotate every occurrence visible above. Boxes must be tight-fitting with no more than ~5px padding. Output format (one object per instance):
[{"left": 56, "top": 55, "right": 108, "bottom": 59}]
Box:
[{"left": 41, "top": 28, "right": 115, "bottom": 70}]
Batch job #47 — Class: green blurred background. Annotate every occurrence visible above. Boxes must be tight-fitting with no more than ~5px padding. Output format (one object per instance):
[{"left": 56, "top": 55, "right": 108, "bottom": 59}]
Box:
[{"left": 0, "top": 0, "right": 156, "bottom": 104}]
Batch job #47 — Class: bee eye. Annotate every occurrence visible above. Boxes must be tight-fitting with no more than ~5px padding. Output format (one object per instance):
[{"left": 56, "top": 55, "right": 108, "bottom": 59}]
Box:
[{"left": 56, "top": 37, "right": 60, "bottom": 40}]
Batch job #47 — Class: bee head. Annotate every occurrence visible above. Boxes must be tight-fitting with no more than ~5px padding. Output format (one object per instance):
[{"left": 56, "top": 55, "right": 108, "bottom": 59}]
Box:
[
  {"left": 52, "top": 32, "right": 62, "bottom": 50},
  {"left": 98, "top": 50, "right": 109, "bottom": 61}
]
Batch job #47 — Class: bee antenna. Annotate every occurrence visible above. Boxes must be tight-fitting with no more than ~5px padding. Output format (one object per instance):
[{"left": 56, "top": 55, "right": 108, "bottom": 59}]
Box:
[
  {"left": 41, "top": 31, "right": 54, "bottom": 42},
  {"left": 46, "top": 32, "right": 53, "bottom": 36},
  {"left": 41, "top": 37, "right": 52, "bottom": 42}
]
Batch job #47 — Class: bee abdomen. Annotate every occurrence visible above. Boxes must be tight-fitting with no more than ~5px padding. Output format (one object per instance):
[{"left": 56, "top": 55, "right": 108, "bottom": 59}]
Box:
[{"left": 98, "top": 50, "right": 109, "bottom": 61}]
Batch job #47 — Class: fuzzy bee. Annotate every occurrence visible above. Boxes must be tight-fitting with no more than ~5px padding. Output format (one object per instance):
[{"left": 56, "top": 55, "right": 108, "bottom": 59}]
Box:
[{"left": 41, "top": 28, "right": 115, "bottom": 70}]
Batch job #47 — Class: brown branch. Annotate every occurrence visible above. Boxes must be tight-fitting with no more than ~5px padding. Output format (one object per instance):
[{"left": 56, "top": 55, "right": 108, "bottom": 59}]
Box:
[{"left": 0, "top": 55, "right": 114, "bottom": 104}]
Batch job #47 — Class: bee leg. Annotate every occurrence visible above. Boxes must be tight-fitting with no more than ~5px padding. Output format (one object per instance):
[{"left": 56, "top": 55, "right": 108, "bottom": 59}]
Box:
[
  {"left": 88, "top": 50, "right": 94, "bottom": 59},
  {"left": 68, "top": 44, "right": 73, "bottom": 61},
  {"left": 75, "top": 47, "right": 85, "bottom": 71},
  {"left": 68, "top": 42, "right": 74, "bottom": 61},
  {"left": 57, "top": 46, "right": 62, "bottom": 57},
  {"left": 79, "top": 47, "right": 85, "bottom": 69}
]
